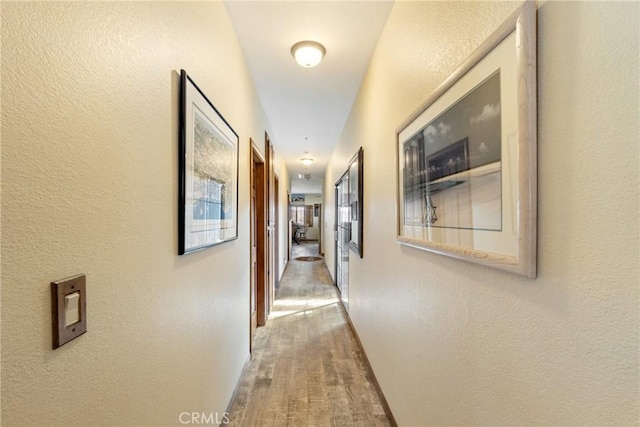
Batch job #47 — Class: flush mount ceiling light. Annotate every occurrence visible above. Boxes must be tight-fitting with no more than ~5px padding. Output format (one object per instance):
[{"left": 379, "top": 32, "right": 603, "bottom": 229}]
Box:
[
  {"left": 300, "top": 157, "right": 314, "bottom": 166},
  {"left": 291, "top": 41, "right": 326, "bottom": 68}
]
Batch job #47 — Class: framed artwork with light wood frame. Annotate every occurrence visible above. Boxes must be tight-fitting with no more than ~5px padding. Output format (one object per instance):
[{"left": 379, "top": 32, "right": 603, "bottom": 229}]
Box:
[{"left": 396, "top": 2, "right": 537, "bottom": 278}]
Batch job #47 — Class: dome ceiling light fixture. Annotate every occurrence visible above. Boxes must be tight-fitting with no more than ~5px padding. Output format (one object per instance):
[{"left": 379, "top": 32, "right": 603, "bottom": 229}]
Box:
[
  {"left": 291, "top": 41, "right": 326, "bottom": 68},
  {"left": 300, "top": 157, "right": 314, "bottom": 166}
]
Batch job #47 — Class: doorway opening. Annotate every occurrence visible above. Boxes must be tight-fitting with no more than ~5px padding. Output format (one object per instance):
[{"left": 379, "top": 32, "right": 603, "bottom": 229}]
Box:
[{"left": 290, "top": 197, "right": 321, "bottom": 260}]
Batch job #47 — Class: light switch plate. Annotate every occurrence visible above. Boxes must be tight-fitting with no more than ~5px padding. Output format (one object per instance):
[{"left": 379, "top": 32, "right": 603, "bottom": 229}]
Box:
[{"left": 51, "top": 274, "right": 87, "bottom": 349}]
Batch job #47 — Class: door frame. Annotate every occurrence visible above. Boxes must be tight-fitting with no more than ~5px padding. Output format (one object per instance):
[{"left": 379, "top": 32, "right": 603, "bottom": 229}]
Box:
[
  {"left": 250, "top": 139, "right": 267, "bottom": 345},
  {"left": 334, "top": 186, "right": 339, "bottom": 286},
  {"left": 287, "top": 192, "right": 292, "bottom": 262},
  {"left": 318, "top": 204, "right": 323, "bottom": 255},
  {"left": 334, "top": 171, "right": 350, "bottom": 309},
  {"left": 265, "top": 132, "right": 276, "bottom": 314},
  {"left": 274, "top": 174, "right": 280, "bottom": 289}
]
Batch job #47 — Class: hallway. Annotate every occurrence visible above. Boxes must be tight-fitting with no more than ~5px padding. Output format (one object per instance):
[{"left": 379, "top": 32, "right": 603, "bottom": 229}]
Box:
[{"left": 227, "top": 243, "right": 393, "bottom": 426}]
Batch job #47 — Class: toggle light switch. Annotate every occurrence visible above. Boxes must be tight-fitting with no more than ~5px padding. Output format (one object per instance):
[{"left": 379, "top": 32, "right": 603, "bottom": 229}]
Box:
[
  {"left": 51, "top": 274, "right": 87, "bottom": 349},
  {"left": 64, "top": 292, "right": 80, "bottom": 326}
]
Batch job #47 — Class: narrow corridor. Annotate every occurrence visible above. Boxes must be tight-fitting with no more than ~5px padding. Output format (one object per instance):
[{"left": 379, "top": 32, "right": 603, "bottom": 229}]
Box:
[{"left": 227, "top": 243, "right": 393, "bottom": 426}]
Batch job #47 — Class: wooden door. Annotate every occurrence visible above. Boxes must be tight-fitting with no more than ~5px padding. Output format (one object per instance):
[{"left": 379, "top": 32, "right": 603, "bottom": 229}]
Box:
[
  {"left": 250, "top": 140, "right": 267, "bottom": 342},
  {"left": 251, "top": 174, "right": 257, "bottom": 345}
]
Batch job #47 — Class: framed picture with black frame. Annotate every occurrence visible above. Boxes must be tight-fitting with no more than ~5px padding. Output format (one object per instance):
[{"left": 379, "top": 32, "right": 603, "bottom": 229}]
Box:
[
  {"left": 178, "top": 69, "right": 239, "bottom": 255},
  {"left": 349, "top": 147, "right": 364, "bottom": 258}
]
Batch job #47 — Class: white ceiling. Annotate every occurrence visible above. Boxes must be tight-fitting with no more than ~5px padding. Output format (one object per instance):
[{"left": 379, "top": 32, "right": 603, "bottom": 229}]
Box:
[{"left": 225, "top": 0, "right": 394, "bottom": 194}]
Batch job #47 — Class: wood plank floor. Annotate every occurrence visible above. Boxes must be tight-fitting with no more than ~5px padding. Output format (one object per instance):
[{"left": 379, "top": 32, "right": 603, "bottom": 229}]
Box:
[{"left": 227, "top": 243, "right": 393, "bottom": 426}]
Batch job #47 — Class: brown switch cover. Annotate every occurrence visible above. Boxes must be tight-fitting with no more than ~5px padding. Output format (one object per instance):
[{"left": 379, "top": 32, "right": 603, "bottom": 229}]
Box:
[{"left": 51, "top": 274, "right": 87, "bottom": 349}]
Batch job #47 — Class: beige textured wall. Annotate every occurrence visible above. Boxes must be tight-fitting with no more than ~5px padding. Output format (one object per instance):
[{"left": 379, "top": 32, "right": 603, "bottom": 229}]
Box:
[
  {"left": 1, "top": 2, "right": 278, "bottom": 425},
  {"left": 325, "top": 1, "right": 639, "bottom": 425}
]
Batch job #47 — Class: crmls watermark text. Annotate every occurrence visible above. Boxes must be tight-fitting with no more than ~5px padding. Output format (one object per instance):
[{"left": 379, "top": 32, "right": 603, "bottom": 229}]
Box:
[{"left": 179, "top": 412, "right": 230, "bottom": 425}]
